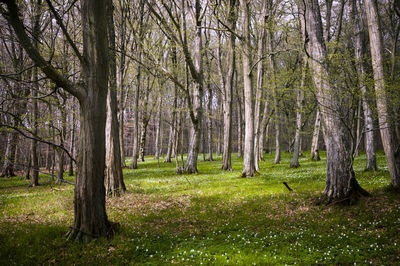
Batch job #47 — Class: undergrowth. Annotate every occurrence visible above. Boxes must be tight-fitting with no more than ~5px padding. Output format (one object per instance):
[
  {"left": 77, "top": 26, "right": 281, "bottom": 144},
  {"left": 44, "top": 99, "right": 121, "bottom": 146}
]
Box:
[{"left": 0, "top": 151, "right": 399, "bottom": 265}]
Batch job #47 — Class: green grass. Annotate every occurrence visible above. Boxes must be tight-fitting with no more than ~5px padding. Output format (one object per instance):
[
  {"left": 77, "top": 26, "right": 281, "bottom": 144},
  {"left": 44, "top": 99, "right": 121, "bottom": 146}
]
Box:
[{"left": 1, "top": 151, "right": 400, "bottom": 265}]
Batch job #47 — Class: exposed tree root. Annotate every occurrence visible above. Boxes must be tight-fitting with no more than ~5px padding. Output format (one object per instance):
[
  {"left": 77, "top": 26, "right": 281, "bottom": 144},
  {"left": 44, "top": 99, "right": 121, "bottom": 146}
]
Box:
[{"left": 66, "top": 221, "right": 119, "bottom": 243}]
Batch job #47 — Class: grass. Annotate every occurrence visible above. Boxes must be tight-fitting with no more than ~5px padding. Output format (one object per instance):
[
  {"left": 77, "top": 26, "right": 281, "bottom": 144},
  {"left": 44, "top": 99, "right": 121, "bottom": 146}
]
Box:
[{"left": 1, "top": 151, "right": 399, "bottom": 265}]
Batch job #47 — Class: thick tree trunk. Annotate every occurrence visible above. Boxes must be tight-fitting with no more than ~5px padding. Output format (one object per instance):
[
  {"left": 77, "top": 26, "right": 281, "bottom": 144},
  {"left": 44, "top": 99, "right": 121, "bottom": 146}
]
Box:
[
  {"left": 240, "top": 0, "right": 256, "bottom": 177},
  {"left": 67, "top": 0, "right": 110, "bottom": 241},
  {"left": 303, "top": 0, "right": 368, "bottom": 203},
  {"left": 310, "top": 110, "right": 321, "bottom": 161},
  {"left": 365, "top": 0, "right": 400, "bottom": 188}
]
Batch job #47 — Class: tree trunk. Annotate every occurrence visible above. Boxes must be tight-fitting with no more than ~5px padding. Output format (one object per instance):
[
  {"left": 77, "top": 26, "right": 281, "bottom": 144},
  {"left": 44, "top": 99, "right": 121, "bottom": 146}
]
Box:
[
  {"left": 365, "top": 0, "right": 400, "bottom": 188},
  {"left": 164, "top": 45, "right": 178, "bottom": 163},
  {"left": 267, "top": 31, "right": 280, "bottom": 164},
  {"left": 290, "top": 58, "right": 306, "bottom": 168},
  {"left": 130, "top": 62, "right": 141, "bottom": 169},
  {"left": 30, "top": 70, "right": 39, "bottom": 187},
  {"left": 138, "top": 116, "right": 149, "bottom": 162},
  {"left": 254, "top": 0, "right": 267, "bottom": 172},
  {"left": 303, "top": 0, "right": 368, "bottom": 203},
  {"left": 104, "top": 0, "right": 125, "bottom": 196},
  {"left": 2, "top": 131, "right": 17, "bottom": 177},
  {"left": 67, "top": 0, "right": 110, "bottom": 241},
  {"left": 310, "top": 110, "right": 321, "bottom": 161},
  {"left": 154, "top": 97, "right": 162, "bottom": 160},
  {"left": 183, "top": 1, "right": 204, "bottom": 174},
  {"left": 68, "top": 105, "right": 76, "bottom": 176},
  {"left": 221, "top": 0, "right": 237, "bottom": 170},
  {"left": 56, "top": 148, "right": 64, "bottom": 183},
  {"left": 240, "top": 0, "right": 256, "bottom": 177},
  {"left": 236, "top": 73, "right": 243, "bottom": 158}
]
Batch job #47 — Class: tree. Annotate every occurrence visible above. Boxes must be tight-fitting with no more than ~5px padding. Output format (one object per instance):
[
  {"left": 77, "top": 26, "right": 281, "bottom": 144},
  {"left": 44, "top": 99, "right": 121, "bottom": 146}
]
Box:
[
  {"left": 350, "top": 0, "right": 376, "bottom": 171},
  {"left": 365, "top": 0, "right": 400, "bottom": 189},
  {"left": 1, "top": 0, "right": 112, "bottom": 241},
  {"left": 302, "top": 0, "right": 369, "bottom": 202},
  {"left": 254, "top": 0, "right": 268, "bottom": 171},
  {"left": 216, "top": 0, "right": 237, "bottom": 171},
  {"left": 240, "top": 0, "right": 256, "bottom": 177},
  {"left": 290, "top": 57, "right": 306, "bottom": 168},
  {"left": 105, "top": 0, "right": 126, "bottom": 196},
  {"left": 146, "top": 0, "right": 205, "bottom": 173}
]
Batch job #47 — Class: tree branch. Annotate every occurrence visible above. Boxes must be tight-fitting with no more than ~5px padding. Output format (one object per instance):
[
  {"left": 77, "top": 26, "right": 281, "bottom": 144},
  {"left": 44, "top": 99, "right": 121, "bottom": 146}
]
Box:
[
  {"left": 44, "top": 0, "right": 84, "bottom": 66},
  {"left": 0, "top": 0, "right": 84, "bottom": 100}
]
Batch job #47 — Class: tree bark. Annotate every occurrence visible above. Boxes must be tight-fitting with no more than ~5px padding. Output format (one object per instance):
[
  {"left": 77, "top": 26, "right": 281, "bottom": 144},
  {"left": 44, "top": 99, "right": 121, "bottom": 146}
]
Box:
[
  {"left": 267, "top": 31, "right": 281, "bottom": 164},
  {"left": 240, "top": 0, "right": 256, "bottom": 177},
  {"left": 310, "top": 110, "right": 321, "bottom": 161},
  {"left": 303, "top": 0, "right": 368, "bottom": 203},
  {"left": 221, "top": 0, "right": 237, "bottom": 171},
  {"left": 68, "top": 103, "right": 76, "bottom": 176},
  {"left": 104, "top": 0, "right": 125, "bottom": 196},
  {"left": 67, "top": 0, "right": 110, "bottom": 241},
  {"left": 254, "top": 0, "right": 268, "bottom": 172},
  {"left": 154, "top": 97, "right": 162, "bottom": 160},
  {"left": 365, "top": 0, "right": 400, "bottom": 188},
  {"left": 2, "top": 0, "right": 112, "bottom": 241},
  {"left": 290, "top": 58, "right": 306, "bottom": 168},
  {"left": 183, "top": 1, "right": 204, "bottom": 174}
]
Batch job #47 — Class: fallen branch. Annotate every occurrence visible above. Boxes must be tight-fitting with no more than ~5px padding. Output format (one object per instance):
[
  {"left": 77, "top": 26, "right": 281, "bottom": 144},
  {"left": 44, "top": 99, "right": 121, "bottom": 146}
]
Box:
[{"left": 283, "top": 182, "right": 293, "bottom": 191}]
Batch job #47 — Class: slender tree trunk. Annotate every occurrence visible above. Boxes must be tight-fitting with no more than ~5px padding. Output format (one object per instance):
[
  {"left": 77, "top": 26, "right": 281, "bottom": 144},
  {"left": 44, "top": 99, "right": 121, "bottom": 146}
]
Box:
[
  {"left": 206, "top": 84, "right": 213, "bottom": 161},
  {"left": 2, "top": 132, "right": 17, "bottom": 177},
  {"left": 129, "top": 1, "right": 145, "bottom": 169},
  {"left": 354, "top": 98, "right": 362, "bottom": 157},
  {"left": 290, "top": 58, "right": 306, "bottom": 168},
  {"left": 365, "top": 0, "right": 400, "bottom": 188},
  {"left": 254, "top": 0, "right": 267, "bottom": 172},
  {"left": 104, "top": 0, "right": 125, "bottom": 196},
  {"left": 30, "top": 0, "right": 41, "bottom": 187},
  {"left": 221, "top": 2, "right": 236, "bottom": 169},
  {"left": 68, "top": 105, "right": 76, "bottom": 176},
  {"left": 130, "top": 62, "right": 140, "bottom": 169},
  {"left": 164, "top": 45, "right": 178, "bottom": 163},
  {"left": 30, "top": 70, "right": 39, "bottom": 187},
  {"left": 138, "top": 116, "right": 149, "bottom": 162},
  {"left": 267, "top": 31, "right": 280, "bottom": 164},
  {"left": 236, "top": 71, "right": 243, "bottom": 158},
  {"left": 351, "top": 0, "right": 376, "bottom": 170},
  {"left": 310, "top": 110, "right": 321, "bottom": 161},
  {"left": 240, "top": 0, "right": 256, "bottom": 177},
  {"left": 259, "top": 96, "right": 271, "bottom": 161},
  {"left": 303, "top": 0, "right": 368, "bottom": 203},
  {"left": 183, "top": 1, "right": 204, "bottom": 174},
  {"left": 154, "top": 97, "right": 162, "bottom": 160}
]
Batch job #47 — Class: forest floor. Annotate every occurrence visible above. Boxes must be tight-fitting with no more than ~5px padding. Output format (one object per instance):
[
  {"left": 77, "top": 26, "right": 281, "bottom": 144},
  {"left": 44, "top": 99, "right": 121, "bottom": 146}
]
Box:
[{"left": 1, "top": 151, "right": 400, "bottom": 265}]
